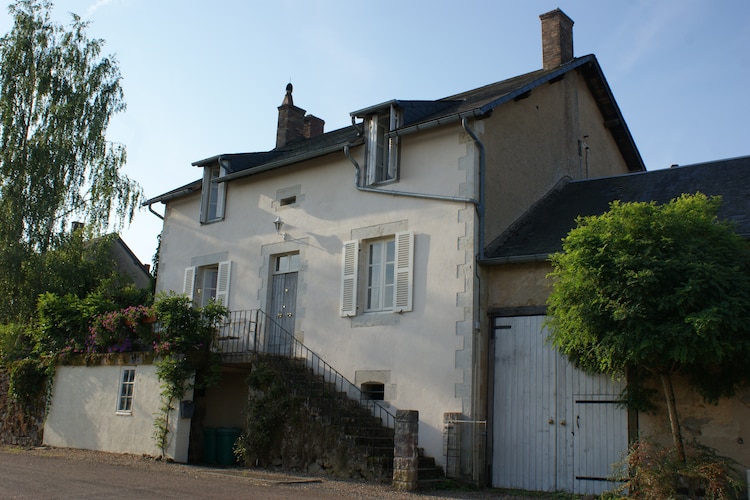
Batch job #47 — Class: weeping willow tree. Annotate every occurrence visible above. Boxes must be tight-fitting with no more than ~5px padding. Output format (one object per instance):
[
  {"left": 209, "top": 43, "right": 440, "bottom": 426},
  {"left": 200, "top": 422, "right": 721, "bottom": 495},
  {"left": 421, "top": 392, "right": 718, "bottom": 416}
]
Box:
[{"left": 0, "top": 0, "right": 142, "bottom": 322}]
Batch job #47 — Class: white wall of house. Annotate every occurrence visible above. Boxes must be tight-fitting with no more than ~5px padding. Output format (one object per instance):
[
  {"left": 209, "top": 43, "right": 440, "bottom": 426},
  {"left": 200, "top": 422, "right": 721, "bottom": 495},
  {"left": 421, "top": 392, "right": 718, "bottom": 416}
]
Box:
[
  {"left": 44, "top": 358, "right": 192, "bottom": 462},
  {"left": 156, "top": 127, "right": 477, "bottom": 466}
]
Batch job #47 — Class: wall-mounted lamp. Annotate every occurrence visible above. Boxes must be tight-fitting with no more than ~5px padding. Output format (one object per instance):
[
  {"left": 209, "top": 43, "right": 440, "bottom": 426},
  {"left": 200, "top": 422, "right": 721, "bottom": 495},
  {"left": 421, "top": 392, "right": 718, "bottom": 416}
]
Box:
[{"left": 273, "top": 216, "right": 284, "bottom": 234}]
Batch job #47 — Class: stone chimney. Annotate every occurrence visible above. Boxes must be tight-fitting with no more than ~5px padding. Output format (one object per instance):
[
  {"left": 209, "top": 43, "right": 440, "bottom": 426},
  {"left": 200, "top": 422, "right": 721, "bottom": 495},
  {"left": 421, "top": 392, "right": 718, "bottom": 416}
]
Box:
[
  {"left": 275, "top": 83, "right": 324, "bottom": 149},
  {"left": 540, "top": 8, "right": 574, "bottom": 70}
]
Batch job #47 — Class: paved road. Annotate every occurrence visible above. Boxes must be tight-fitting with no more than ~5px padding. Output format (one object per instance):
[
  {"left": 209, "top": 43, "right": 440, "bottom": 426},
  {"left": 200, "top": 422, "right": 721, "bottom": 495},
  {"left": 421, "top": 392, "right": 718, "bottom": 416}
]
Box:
[{"left": 0, "top": 449, "right": 385, "bottom": 499}]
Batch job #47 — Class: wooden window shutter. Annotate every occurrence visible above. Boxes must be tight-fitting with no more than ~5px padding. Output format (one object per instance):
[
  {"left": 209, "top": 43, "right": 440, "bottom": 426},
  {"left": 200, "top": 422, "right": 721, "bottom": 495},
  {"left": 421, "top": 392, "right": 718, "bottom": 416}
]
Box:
[
  {"left": 182, "top": 267, "right": 196, "bottom": 300},
  {"left": 340, "top": 240, "right": 359, "bottom": 316},
  {"left": 216, "top": 261, "right": 231, "bottom": 306},
  {"left": 394, "top": 231, "right": 414, "bottom": 312}
]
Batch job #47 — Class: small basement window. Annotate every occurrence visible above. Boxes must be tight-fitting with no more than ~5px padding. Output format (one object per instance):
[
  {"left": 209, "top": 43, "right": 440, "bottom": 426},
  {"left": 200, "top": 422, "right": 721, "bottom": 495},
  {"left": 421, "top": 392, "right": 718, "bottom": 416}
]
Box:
[{"left": 361, "top": 382, "right": 385, "bottom": 401}]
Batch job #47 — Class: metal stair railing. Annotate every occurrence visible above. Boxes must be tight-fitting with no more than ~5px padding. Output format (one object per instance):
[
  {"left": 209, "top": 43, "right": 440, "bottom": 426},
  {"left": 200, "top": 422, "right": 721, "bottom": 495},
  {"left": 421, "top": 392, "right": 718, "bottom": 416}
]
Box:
[{"left": 213, "top": 309, "right": 396, "bottom": 429}]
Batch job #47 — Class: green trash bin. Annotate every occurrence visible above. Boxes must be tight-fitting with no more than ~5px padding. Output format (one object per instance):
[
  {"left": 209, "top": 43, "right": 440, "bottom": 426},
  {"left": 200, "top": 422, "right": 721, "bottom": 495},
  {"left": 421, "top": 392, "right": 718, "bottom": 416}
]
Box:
[
  {"left": 203, "top": 427, "right": 217, "bottom": 464},
  {"left": 216, "top": 427, "right": 241, "bottom": 466}
]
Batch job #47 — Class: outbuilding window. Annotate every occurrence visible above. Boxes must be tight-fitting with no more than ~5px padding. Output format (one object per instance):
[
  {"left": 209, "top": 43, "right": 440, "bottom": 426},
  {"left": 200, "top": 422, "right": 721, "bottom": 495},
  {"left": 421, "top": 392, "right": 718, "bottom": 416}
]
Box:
[{"left": 116, "top": 368, "right": 136, "bottom": 414}]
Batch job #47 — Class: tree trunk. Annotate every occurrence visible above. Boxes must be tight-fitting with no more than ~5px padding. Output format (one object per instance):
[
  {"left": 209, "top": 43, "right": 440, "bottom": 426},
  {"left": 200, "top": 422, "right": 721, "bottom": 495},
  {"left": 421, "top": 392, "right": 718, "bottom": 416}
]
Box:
[{"left": 660, "top": 373, "right": 686, "bottom": 462}]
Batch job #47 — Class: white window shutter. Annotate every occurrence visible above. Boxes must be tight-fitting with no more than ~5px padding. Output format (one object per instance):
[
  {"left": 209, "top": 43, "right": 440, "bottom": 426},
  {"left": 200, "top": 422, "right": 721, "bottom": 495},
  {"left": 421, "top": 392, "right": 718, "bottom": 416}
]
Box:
[
  {"left": 394, "top": 231, "right": 414, "bottom": 312},
  {"left": 183, "top": 267, "right": 196, "bottom": 300},
  {"left": 340, "top": 240, "right": 359, "bottom": 316},
  {"left": 216, "top": 261, "right": 231, "bottom": 306}
]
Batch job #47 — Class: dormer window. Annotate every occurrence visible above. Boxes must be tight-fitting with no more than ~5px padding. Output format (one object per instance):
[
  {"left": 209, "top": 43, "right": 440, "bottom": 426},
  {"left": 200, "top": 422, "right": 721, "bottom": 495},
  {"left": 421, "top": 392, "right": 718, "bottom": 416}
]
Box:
[
  {"left": 201, "top": 164, "right": 226, "bottom": 223},
  {"left": 365, "top": 106, "right": 401, "bottom": 185}
]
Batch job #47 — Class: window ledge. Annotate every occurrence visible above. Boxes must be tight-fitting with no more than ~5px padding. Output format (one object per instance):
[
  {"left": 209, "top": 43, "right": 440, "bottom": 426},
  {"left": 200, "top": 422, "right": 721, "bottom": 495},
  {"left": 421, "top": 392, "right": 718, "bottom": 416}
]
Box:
[{"left": 350, "top": 311, "right": 401, "bottom": 328}]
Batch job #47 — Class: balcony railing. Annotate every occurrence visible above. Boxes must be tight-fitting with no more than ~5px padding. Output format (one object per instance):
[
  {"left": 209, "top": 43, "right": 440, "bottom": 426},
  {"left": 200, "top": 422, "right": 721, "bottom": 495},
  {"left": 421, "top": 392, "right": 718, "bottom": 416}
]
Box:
[{"left": 213, "top": 309, "right": 395, "bottom": 429}]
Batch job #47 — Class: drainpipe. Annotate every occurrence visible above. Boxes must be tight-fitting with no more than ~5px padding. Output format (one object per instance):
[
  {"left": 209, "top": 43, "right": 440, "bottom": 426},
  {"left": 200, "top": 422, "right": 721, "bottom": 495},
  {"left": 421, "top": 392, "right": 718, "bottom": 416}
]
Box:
[
  {"left": 461, "top": 118, "right": 487, "bottom": 486},
  {"left": 147, "top": 203, "right": 164, "bottom": 220},
  {"left": 461, "top": 118, "right": 485, "bottom": 260}
]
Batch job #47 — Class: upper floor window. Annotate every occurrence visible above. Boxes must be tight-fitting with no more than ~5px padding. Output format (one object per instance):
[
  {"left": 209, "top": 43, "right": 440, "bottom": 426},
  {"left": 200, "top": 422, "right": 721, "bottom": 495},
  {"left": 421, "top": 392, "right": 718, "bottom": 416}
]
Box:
[
  {"left": 183, "top": 261, "right": 232, "bottom": 307},
  {"left": 201, "top": 165, "right": 226, "bottom": 223},
  {"left": 365, "top": 107, "right": 401, "bottom": 185}
]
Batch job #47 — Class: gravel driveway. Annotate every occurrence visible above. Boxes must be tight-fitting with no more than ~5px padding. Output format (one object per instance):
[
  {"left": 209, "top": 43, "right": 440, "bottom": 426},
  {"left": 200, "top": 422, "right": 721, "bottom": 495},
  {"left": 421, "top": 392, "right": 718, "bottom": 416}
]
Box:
[{"left": 1, "top": 445, "right": 562, "bottom": 499}]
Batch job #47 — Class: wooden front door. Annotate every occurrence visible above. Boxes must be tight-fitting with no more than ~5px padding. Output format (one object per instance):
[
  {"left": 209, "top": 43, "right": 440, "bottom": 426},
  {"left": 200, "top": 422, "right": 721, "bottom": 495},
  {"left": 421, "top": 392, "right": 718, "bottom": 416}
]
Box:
[{"left": 267, "top": 269, "right": 297, "bottom": 355}]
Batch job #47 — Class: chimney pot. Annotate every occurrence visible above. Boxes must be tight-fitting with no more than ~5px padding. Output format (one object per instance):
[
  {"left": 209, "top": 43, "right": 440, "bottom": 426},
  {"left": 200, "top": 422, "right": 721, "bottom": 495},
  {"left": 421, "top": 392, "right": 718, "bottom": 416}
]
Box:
[{"left": 540, "top": 8, "right": 574, "bottom": 70}]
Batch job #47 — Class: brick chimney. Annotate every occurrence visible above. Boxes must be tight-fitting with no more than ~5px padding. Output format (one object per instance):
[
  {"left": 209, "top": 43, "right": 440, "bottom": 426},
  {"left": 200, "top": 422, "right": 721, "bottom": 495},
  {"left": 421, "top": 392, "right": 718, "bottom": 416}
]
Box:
[
  {"left": 304, "top": 114, "right": 324, "bottom": 139},
  {"left": 540, "top": 8, "right": 574, "bottom": 70},
  {"left": 275, "top": 83, "right": 325, "bottom": 149}
]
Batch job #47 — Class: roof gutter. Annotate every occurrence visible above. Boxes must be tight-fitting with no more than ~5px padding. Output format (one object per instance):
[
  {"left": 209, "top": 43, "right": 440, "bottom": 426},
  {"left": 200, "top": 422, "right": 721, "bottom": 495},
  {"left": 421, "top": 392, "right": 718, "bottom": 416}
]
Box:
[
  {"left": 142, "top": 182, "right": 202, "bottom": 219},
  {"left": 217, "top": 140, "right": 356, "bottom": 184},
  {"left": 385, "top": 109, "right": 488, "bottom": 139},
  {"left": 480, "top": 253, "right": 551, "bottom": 265}
]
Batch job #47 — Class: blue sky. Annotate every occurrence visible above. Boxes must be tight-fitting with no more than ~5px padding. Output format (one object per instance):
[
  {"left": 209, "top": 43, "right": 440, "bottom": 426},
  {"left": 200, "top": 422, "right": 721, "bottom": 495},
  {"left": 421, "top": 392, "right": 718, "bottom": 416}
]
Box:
[{"left": 1, "top": 0, "right": 748, "bottom": 265}]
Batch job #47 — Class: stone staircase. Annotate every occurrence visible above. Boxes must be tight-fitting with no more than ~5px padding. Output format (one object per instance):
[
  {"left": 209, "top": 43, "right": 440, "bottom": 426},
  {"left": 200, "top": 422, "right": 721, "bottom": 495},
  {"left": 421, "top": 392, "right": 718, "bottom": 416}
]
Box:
[
  {"left": 251, "top": 354, "right": 395, "bottom": 480},
  {"left": 417, "top": 447, "right": 447, "bottom": 489}
]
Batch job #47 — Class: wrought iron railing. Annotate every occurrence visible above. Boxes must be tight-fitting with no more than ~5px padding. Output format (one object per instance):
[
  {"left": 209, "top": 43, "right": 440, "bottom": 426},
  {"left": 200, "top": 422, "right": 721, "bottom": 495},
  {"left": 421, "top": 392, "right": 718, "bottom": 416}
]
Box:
[{"left": 213, "top": 309, "right": 396, "bottom": 429}]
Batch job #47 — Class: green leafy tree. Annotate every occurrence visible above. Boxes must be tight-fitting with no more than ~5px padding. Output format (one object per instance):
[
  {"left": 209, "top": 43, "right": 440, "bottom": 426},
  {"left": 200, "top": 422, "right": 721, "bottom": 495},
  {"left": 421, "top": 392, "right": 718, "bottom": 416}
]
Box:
[
  {"left": 0, "top": 0, "right": 142, "bottom": 322},
  {"left": 546, "top": 193, "right": 750, "bottom": 462}
]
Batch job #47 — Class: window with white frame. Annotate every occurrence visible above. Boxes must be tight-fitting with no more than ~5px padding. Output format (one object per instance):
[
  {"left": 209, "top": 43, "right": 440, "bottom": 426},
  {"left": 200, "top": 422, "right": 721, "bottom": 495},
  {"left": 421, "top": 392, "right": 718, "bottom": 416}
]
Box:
[
  {"left": 365, "top": 107, "right": 401, "bottom": 185},
  {"left": 366, "top": 238, "right": 396, "bottom": 312},
  {"left": 340, "top": 231, "right": 413, "bottom": 317},
  {"left": 183, "top": 261, "right": 232, "bottom": 307},
  {"left": 116, "top": 368, "right": 136, "bottom": 414},
  {"left": 200, "top": 165, "right": 226, "bottom": 223}
]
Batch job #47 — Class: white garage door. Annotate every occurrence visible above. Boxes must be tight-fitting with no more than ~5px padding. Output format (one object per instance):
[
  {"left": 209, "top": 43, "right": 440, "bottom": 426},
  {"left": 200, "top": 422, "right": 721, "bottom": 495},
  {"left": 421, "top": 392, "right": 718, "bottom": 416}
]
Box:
[{"left": 491, "top": 315, "right": 627, "bottom": 495}]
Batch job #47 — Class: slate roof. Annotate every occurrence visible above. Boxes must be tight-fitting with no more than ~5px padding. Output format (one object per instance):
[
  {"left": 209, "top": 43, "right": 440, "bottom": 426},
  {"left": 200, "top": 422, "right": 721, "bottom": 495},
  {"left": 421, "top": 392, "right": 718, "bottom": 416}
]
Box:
[
  {"left": 483, "top": 155, "right": 750, "bottom": 263},
  {"left": 143, "top": 54, "right": 644, "bottom": 206}
]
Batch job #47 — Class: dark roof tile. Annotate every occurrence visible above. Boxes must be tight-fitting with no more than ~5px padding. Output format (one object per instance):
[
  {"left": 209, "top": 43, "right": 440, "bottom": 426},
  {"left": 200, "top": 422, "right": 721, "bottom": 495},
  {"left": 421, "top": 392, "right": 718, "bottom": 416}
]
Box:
[{"left": 484, "top": 156, "right": 750, "bottom": 261}]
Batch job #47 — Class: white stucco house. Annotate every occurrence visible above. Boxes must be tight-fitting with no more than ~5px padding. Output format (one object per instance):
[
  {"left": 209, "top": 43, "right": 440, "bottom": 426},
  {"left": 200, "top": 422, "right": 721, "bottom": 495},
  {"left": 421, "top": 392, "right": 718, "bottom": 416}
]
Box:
[
  {"left": 46, "top": 9, "right": 656, "bottom": 493},
  {"left": 138, "top": 8, "right": 643, "bottom": 488}
]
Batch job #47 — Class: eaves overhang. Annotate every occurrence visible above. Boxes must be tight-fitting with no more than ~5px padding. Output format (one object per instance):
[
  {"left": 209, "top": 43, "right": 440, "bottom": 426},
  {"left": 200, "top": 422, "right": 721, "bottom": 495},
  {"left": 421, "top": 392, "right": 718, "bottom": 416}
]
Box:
[
  {"left": 479, "top": 253, "right": 551, "bottom": 266},
  {"left": 216, "top": 136, "right": 364, "bottom": 184},
  {"left": 141, "top": 179, "right": 202, "bottom": 206}
]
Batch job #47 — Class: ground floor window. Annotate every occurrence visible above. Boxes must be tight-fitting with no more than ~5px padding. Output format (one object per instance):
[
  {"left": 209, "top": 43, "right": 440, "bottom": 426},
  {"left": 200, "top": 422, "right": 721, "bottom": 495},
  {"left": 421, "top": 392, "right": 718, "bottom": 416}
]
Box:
[
  {"left": 361, "top": 382, "right": 385, "bottom": 401},
  {"left": 366, "top": 238, "right": 396, "bottom": 312},
  {"left": 116, "top": 368, "right": 136, "bottom": 414}
]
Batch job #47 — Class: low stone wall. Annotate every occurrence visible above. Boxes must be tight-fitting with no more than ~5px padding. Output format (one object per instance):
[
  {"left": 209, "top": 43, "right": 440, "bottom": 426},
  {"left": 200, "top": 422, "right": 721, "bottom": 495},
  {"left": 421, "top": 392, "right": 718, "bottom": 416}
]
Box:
[{"left": 0, "top": 368, "right": 45, "bottom": 447}]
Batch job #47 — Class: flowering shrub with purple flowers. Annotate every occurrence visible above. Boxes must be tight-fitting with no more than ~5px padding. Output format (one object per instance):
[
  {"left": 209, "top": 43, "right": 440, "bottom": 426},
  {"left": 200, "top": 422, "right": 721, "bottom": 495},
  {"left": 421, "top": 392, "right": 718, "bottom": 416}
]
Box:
[{"left": 87, "top": 305, "right": 156, "bottom": 353}]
